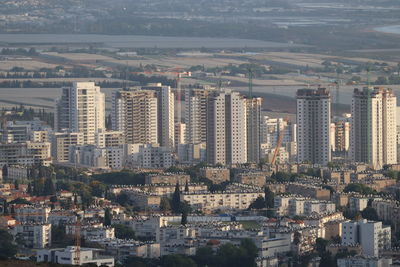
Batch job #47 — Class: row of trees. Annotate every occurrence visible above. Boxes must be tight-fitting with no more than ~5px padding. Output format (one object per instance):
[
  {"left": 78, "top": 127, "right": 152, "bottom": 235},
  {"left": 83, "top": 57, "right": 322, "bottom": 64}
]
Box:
[
  {"left": 0, "top": 106, "right": 53, "bottom": 126},
  {"left": 122, "top": 238, "right": 258, "bottom": 267},
  {"left": 1, "top": 48, "right": 38, "bottom": 56}
]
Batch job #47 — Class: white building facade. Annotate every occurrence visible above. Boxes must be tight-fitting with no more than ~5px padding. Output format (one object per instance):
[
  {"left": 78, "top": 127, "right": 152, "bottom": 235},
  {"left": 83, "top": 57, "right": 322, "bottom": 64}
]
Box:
[
  {"left": 350, "top": 87, "right": 397, "bottom": 169},
  {"left": 296, "top": 88, "right": 331, "bottom": 165},
  {"left": 55, "top": 82, "right": 105, "bottom": 145}
]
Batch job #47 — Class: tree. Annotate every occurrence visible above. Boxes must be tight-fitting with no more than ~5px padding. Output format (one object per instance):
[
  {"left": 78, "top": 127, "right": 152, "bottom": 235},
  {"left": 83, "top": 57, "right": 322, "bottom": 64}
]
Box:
[
  {"left": 161, "top": 254, "right": 197, "bottom": 267},
  {"left": 344, "top": 183, "right": 377, "bottom": 195},
  {"left": 185, "top": 180, "right": 189, "bottom": 192},
  {"left": 319, "top": 251, "right": 336, "bottom": 267},
  {"left": 171, "top": 182, "right": 181, "bottom": 213},
  {"left": 27, "top": 183, "right": 32, "bottom": 194},
  {"left": 43, "top": 177, "right": 56, "bottom": 195},
  {"left": 293, "top": 231, "right": 301, "bottom": 245},
  {"left": 104, "top": 208, "right": 112, "bottom": 226},
  {"left": 13, "top": 180, "right": 19, "bottom": 190},
  {"left": 216, "top": 241, "right": 258, "bottom": 267},
  {"left": 264, "top": 187, "right": 274, "bottom": 208},
  {"left": 181, "top": 209, "right": 188, "bottom": 225},
  {"left": 51, "top": 224, "right": 73, "bottom": 246},
  {"left": 92, "top": 171, "right": 146, "bottom": 185},
  {"left": 240, "top": 238, "right": 258, "bottom": 260},
  {"left": 361, "top": 207, "right": 379, "bottom": 221},
  {"left": 2, "top": 165, "right": 7, "bottom": 178},
  {"left": 384, "top": 170, "right": 398, "bottom": 179},
  {"left": 90, "top": 181, "right": 107, "bottom": 197},
  {"left": 8, "top": 198, "right": 31, "bottom": 205},
  {"left": 0, "top": 229, "right": 17, "bottom": 259},
  {"left": 248, "top": 196, "right": 266, "bottom": 210},
  {"left": 160, "top": 197, "right": 171, "bottom": 212},
  {"left": 194, "top": 246, "right": 216, "bottom": 266},
  {"left": 113, "top": 224, "right": 136, "bottom": 240},
  {"left": 124, "top": 256, "right": 159, "bottom": 267},
  {"left": 116, "top": 193, "right": 129, "bottom": 206},
  {"left": 315, "top": 238, "right": 329, "bottom": 255},
  {"left": 272, "top": 171, "right": 292, "bottom": 182}
]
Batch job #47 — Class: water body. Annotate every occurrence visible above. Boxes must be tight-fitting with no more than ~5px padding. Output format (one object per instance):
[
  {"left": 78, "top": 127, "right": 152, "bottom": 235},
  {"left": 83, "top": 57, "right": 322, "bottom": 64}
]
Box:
[
  {"left": 374, "top": 25, "right": 400, "bottom": 35},
  {"left": 0, "top": 34, "right": 304, "bottom": 49}
]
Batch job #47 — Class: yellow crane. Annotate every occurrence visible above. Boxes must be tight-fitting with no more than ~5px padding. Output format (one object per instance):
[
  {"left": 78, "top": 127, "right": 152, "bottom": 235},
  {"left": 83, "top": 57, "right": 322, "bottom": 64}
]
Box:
[{"left": 270, "top": 117, "right": 288, "bottom": 172}]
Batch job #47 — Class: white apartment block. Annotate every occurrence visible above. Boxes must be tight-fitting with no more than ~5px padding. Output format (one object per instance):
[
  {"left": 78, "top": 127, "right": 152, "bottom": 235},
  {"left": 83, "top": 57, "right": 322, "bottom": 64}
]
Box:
[
  {"left": 51, "top": 132, "right": 84, "bottom": 162},
  {"left": 372, "top": 199, "right": 400, "bottom": 231},
  {"left": 66, "top": 225, "right": 115, "bottom": 241},
  {"left": 0, "top": 141, "right": 51, "bottom": 166},
  {"left": 134, "top": 144, "right": 174, "bottom": 169},
  {"left": 342, "top": 220, "right": 391, "bottom": 257},
  {"left": 206, "top": 90, "right": 227, "bottom": 165},
  {"left": 175, "top": 122, "right": 186, "bottom": 146},
  {"left": 14, "top": 205, "right": 51, "bottom": 223},
  {"left": 274, "top": 195, "right": 293, "bottom": 216},
  {"left": 2, "top": 121, "right": 31, "bottom": 143},
  {"left": 206, "top": 90, "right": 247, "bottom": 165},
  {"left": 350, "top": 87, "right": 397, "bottom": 169},
  {"left": 95, "top": 129, "right": 125, "bottom": 148},
  {"left": 226, "top": 91, "right": 247, "bottom": 164},
  {"left": 37, "top": 246, "right": 114, "bottom": 266},
  {"left": 274, "top": 195, "right": 336, "bottom": 217},
  {"left": 337, "top": 257, "right": 392, "bottom": 267},
  {"left": 12, "top": 222, "right": 51, "bottom": 248},
  {"left": 303, "top": 200, "right": 336, "bottom": 216},
  {"left": 48, "top": 210, "right": 78, "bottom": 226},
  {"left": 69, "top": 145, "right": 108, "bottom": 169},
  {"left": 177, "top": 143, "right": 206, "bottom": 164},
  {"left": 142, "top": 84, "right": 175, "bottom": 149},
  {"left": 181, "top": 190, "right": 264, "bottom": 212},
  {"left": 397, "top": 107, "right": 400, "bottom": 163},
  {"left": 185, "top": 88, "right": 211, "bottom": 145},
  {"left": 111, "top": 215, "right": 167, "bottom": 239},
  {"left": 296, "top": 88, "right": 331, "bottom": 165},
  {"left": 106, "top": 146, "right": 126, "bottom": 169},
  {"left": 330, "top": 120, "right": 350, "bottom": 152},
  {"left": 261, "top": 116, "right": 297, "bottom": 146},
  {"left": 55, "top": 82, "right": 105, "bottom": 145},
  {"left": 246, "top": 97, "right": 262, "bottom": 163},
  {"left": 94, "top": 239, "right": 160, "bottom": 260},
  {"left": 2, "top": 119, "right": 51, "bottom": 144},
  {"left": 348, "top": 197, "right": 369, "bottom": 212},
  {"left": 111, "top": 89, "right": 158, "bottom": 145},
  {"left": 6, "top": 165, "right": 29, "bottom": 180},
  {"left": 31, "top": 130, "right": 51, "bottom": 143}
]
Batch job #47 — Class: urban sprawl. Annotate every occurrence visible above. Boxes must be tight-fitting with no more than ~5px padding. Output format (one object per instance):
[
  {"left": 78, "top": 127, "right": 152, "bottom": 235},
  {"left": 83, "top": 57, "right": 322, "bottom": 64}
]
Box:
[{"left": 1, "top": 81, "right": 400, "bottom": 267}]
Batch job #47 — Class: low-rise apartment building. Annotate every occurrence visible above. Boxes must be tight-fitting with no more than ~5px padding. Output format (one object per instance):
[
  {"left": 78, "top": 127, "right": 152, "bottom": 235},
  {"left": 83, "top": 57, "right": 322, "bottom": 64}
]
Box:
[
  {"left": 181, "top": 190, "right": 264, "bottom": 213},
  {"left": 12, "top": 222, "right": 51, "bottom": 248}
]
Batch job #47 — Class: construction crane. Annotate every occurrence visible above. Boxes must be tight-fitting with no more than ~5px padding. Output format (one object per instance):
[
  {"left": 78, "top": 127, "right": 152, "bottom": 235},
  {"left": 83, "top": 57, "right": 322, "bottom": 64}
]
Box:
[
  {"left": 335, "top": 69, "right": 341, "bottom": 106},
  {"left": 270, "top": 118, "right": 288, "bottom": 172},
  {"left": 74, "top": 215, "right": 82, "bottom": 265}
]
